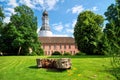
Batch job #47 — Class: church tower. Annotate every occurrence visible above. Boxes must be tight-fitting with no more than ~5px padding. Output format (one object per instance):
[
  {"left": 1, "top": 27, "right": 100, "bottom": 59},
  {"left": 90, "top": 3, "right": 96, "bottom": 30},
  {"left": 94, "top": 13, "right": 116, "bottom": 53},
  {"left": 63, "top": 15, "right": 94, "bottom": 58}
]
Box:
[{"left": 39, "top": 10, "right": 52, "bottom": 37}]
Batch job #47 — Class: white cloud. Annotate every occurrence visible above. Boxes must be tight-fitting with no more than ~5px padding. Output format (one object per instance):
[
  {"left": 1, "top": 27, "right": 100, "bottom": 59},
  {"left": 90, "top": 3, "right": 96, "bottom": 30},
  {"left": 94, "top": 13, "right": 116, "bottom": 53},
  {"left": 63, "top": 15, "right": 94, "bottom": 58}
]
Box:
[
  {"left": 68, "top": 5, "right": 84, "bottom": 14},
  {"left": 66, "top": 29, "right": 73, "bottom": 33},
  {"left": 44, "top": 0, "right": 59, "bottom": 10},
  {"left": 4, "top": 8, "right": 16, "bottom": 14},
  {"left": 37, "top": 27, "right": 40, "bottom": 33},
  {"left": 5, "top": 12, "right": 11, "bottom": 16},
  {"left": 18, "top": 0, "right": 60, "bottom": 10},
  {"left": 92, "top": 6, "right": 98, "bottom": 11},
  {"left": 52, "top": 22, "right": 63, "bottom": 32},
  {"left": 8, "top": 0, "right": 18, "bottom": 7},
  {"left": 65, "top": 23, "right": 70, "bottom": 28},
  {"left": 72, "top": 5, "right": 84, "bottom": 14},
  {"left": 72, "top": 19, "right": 77, "bottom": 28},
  {"left": 19, "top": 0, "right": 35, "bottom": 9},
  {"left": 3, "top": 17, "right": 10, "bottom": 23}
]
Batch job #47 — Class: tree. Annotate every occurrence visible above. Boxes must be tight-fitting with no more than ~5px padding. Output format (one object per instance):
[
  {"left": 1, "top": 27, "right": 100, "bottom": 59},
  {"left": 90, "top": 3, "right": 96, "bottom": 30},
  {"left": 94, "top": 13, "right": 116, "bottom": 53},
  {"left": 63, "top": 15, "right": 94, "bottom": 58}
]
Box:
[
  {"left": 74, "top": 11, "right": 104, "bottom": 55},
  {"left": 0, "top": 6, "right": 4, "bottom": 26},
  {"left": 10, "top": 5, "right": 43, "bottom": 55},
  {"left": 104, "top": 0, "right": 120, "bottom": 79},
  {"left": 0, "top": 5, "right": 43, "bottom": 55},
  {"left": 0, "top": 6, "right": 5, "bottom": 53},
  {"left": 0, "top": 24, "right": 20, "bottom": 55}
]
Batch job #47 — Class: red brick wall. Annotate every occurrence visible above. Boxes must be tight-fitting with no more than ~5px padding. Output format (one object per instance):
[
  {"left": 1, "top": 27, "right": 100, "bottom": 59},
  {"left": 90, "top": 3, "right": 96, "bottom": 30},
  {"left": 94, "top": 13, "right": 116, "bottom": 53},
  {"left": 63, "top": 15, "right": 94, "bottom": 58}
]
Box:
[{"left": 41, "top": 43, "right": 79, "bottom": 55}]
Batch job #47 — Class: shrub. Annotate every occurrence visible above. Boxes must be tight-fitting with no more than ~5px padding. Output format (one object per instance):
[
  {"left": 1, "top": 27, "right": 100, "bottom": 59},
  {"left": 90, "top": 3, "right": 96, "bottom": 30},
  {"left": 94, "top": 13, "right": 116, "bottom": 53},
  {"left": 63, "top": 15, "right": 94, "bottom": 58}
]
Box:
[
  {"left": 52, "top": 51, "right": 61, "bottom": 55},
  {"left": 64, "top": 52, "right": 71, "bottom": 56},
  {"left": 75, "top": 52, "right": 86, "bottom": 56}
]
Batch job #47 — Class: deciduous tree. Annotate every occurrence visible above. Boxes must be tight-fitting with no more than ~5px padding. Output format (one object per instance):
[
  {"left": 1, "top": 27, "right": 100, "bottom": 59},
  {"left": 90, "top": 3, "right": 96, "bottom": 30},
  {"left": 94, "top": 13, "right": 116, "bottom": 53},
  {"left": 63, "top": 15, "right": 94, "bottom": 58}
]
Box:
[
  {"left": 104, "top": 0, "right": 120, "bottom": 79},
  {"left": 74, "top": 11, "right": 104, "bottom": 55}
]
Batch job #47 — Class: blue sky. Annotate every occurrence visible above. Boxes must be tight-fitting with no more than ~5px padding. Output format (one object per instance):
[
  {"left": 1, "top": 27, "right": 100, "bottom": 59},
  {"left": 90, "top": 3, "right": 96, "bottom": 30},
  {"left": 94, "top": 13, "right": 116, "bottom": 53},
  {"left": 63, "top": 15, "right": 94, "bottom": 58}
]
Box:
[{"left": 0, "top": 0, "right": 115, "bottom": 37}]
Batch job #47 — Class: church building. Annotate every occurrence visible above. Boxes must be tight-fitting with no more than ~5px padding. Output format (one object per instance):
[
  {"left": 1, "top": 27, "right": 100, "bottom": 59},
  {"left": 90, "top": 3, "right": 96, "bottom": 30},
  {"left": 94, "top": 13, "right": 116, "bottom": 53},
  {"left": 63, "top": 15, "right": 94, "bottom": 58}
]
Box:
[{"left": 38, "top": 10, "right": 79, "bottom": 55}]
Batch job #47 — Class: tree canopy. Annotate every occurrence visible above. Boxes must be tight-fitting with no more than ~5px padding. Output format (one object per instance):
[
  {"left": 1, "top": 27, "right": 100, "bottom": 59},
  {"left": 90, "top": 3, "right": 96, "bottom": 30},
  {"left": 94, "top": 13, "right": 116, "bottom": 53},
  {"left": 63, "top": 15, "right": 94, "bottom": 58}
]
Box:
[
  {"left": 104, "top": 0, "right": 120, "bottom": 53},
  {"left": 74, "top": 11, "right": 104, "bottom": 55},
  {"left": 0, "top": 5, "right": 43, "bottom": 55},
  {"left": 104, "top": 0, "right": 120, "bottom": 79}
]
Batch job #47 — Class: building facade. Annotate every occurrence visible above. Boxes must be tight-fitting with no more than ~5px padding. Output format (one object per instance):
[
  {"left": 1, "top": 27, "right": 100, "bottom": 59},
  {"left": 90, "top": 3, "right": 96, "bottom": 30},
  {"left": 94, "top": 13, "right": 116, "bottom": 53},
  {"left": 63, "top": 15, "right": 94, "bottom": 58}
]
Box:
[{"left": 38, "top": 10, "right": 79, "bottom": 55}]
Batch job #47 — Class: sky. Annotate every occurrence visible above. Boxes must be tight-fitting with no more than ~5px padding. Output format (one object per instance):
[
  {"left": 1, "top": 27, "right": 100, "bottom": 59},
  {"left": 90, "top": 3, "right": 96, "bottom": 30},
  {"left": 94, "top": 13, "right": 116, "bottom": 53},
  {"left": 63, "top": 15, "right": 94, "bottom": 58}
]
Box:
[{"left": 0, "top": 0, "right": 115, "bottom": 37}]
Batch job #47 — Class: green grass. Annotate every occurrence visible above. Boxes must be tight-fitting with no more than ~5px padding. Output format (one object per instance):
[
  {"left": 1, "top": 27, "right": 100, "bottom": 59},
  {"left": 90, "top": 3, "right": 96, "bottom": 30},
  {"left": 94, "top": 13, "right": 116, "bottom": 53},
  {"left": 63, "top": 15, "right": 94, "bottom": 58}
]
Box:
[{"left": 0, "top": 56, "right": 117, "bottom": 80}]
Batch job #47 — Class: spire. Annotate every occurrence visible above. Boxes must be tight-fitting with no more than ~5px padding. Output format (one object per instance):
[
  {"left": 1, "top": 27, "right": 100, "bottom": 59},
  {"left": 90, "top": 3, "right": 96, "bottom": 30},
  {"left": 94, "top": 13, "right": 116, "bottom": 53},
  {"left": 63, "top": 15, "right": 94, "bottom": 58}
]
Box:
[
  {"left": 43, "top": 10, "right": 48, "bottom": 16},
  {"left": 40, "top": 10, "right": 51, "bottom": 31},
  {"left": 39, "top": 10, "right": 52, "bottom": 37}
]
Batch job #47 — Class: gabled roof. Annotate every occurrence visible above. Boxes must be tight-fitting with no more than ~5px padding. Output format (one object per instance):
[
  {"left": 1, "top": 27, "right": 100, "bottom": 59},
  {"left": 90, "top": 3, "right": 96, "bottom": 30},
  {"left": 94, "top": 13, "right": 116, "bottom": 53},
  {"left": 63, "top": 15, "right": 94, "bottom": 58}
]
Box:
[{"left": 39, "top": 37, "right": 75, "bottom": 44}]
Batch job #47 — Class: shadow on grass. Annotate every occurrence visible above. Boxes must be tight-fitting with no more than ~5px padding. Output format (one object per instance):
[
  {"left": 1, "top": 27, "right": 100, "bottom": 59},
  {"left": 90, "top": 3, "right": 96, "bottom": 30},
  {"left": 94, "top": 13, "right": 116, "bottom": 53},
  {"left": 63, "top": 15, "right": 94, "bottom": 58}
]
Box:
[
  {"left": 46, "top": 68, "right": 67, "bottom": 72},
  {"left": 106, "top": 67, "right": 120, "bottom": 80},
  {"left": 28, "top": 65, "right": 67, "bottom": 73},
  {"left": 48, "top": 55, "right": 110, "bottom": 58},
  {"left": 28, "top": 65, "right": 38, "bottom": 69}
]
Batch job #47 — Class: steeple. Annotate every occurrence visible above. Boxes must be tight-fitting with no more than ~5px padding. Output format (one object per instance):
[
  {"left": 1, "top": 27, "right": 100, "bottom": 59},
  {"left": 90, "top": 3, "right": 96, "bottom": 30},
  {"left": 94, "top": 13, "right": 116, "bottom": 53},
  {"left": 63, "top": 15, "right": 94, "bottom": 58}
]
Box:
[
  {"left": 39, "top": 10, "right": 52, "bottom": 37},
  {"left": 40, "top": 10, "right": 50, "bottom": 31}
]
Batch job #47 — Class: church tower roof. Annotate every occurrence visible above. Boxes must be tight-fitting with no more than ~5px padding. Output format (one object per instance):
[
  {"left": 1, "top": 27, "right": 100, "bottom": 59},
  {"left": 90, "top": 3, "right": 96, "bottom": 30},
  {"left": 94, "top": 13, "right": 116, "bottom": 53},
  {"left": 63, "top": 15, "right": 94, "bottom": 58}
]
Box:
[
  {"left": 43, "top": 10, "right": 48, "bottom": 16},
  {"left": 38, "top": 10, "right": 52, "bottom": 37}
]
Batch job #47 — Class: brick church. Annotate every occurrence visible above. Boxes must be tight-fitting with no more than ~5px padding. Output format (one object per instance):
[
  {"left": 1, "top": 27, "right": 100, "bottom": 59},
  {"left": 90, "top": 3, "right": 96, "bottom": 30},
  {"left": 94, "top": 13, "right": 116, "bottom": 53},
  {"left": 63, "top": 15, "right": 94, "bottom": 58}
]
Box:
[{"left": 38, "top": 10, "right": 79, "bottom": 55}]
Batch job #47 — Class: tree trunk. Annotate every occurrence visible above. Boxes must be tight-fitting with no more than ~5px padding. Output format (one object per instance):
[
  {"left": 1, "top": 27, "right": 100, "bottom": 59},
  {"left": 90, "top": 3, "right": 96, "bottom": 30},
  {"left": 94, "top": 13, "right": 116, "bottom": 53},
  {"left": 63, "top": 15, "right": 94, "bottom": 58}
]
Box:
[{"left": 18, "top": 46, "right": 21, "bottom": 55}]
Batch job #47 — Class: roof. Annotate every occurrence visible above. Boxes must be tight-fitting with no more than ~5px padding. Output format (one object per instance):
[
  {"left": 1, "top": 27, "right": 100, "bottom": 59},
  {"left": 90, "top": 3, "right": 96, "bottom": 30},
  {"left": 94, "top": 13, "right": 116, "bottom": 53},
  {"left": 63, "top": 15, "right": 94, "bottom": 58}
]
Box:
[
  {"left": 43, "top": 10, "right": 48, "bottom": 16},
  {"left": 39, "top": 37, "right": 76, "bottom": 44}
]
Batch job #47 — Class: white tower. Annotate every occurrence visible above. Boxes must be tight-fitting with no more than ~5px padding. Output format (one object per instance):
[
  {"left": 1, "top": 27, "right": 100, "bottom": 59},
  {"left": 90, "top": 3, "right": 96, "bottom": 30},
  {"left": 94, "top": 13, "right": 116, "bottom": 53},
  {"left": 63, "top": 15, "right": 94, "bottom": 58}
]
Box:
[{"left": 39, "top": 10, "right": 52, "bottom": 37}]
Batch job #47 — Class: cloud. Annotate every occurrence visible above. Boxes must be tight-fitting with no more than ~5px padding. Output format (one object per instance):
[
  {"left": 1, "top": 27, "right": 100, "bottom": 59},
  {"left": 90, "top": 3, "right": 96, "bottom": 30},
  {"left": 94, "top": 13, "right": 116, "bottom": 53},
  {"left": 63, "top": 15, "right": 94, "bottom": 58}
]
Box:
[
  {"left": 4, "top": 8, "right": 16, "bottom": 14},
  {"left": 19, "top": 0, "right": 35, "bottom": 9},
  {"left": 65, "top": 23, "right": 70, "bottom": 28},
  {"left": 3, "top": 17, "right": 10, "bottom": 23},
  {"left": 92, "top": 6, "right": 98, "bottom": 11},
  {"left": 37, "top": 27, "right": 40, "bottom": 33},
  {"left": 67, "top": 5, "right": 84, "bottom": 14},
  {"left": 66, "top": 29, "right": 73, "bottom": 33},
  {"left": 8, "top": 0, "right": 18, "bottom": 7},
  {"left": 72, "top": 19, "right": 77, "bottom": 28},
  {"left": 52, "top": 22, "right": 63, "bottom": 32},
  {"left": 18, "top": 0, "right": 60, "bottom": 10},
  {"left": 44, "top": 0, "right": 59, "bottom": 10}
]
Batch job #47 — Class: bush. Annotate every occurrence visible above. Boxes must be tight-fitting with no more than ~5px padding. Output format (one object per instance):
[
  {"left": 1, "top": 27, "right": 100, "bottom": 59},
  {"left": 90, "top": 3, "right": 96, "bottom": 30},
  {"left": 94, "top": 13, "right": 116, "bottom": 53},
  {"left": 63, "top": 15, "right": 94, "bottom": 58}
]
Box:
[
  {"left": 64, "top": 52, "right": 71, "bottom": 56},
  {"left": 52, "top": 51, "right": 61, "bottom": 55},
  {"left": 75, "top": 52, "right": 86, "bottom": 56}
]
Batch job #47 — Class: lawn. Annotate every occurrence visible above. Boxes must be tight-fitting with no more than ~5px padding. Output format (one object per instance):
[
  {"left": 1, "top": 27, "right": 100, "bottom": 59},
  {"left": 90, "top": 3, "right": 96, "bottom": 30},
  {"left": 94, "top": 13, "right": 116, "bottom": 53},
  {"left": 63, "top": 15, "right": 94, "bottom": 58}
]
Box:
[{"left": 0, "top": 56, "right": 117, "bottom": 80}]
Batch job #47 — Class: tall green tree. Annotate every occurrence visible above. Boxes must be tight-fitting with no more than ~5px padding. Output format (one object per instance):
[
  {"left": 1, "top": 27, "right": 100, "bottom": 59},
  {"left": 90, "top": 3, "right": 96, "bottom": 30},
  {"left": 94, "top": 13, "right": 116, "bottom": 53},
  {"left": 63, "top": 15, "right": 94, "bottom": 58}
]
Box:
[
  {"left": 104, "top": 0, "right": 120, "bottom": 79},
  {"left": 0, "top": 24, "right": 20, "bottom": 55},
  {"left": 104, "top": 0, "right": 120, "bottom": 53},
  {"left": 0, "top": 6, "right": 5, "bottom": 53},
  {"left": 0, "top": 5, "right": 43, "bottom": 55},
  {"left": 10, "top": 5, "right": 43, "bottom": 55},
  {"left": 74, "top": 11, "right": 104, "bottom": 55},
  {"left": 0, "top": 6, "right": 4, "bottom": 26}
]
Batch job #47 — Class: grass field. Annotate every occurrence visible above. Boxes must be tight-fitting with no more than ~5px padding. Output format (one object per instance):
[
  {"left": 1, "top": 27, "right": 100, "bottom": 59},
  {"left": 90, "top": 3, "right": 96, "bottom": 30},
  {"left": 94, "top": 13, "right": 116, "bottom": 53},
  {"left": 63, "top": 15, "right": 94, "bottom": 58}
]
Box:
[{"left": 0, "top": 56, "right": 117, "bottom": 80}]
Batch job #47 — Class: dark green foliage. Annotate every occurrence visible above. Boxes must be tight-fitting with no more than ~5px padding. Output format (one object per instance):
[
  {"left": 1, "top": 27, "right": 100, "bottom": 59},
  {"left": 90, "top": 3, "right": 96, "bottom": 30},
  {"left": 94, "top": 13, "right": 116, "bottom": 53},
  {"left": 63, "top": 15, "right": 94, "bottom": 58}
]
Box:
[
  {"left": 104, "top": 0, "right": 120, "bottom": 79},
  {"left": 74, "top": 11, "right": 104, "bottom": 55},
  {"left": 64, "top": 52, "right": 71, "bottom": 56},
  {"left": 52, "top": 51, "right": 61, "bottom": 55},
  {"left": 0, "top": 5, "right": 43, "bottom": 55},
  {"left": 0, "top": 24, "right": 19, "bottom": 55},
  {"left": 75, "top": 52, "right": 86, "bottom": 56},
  {"left": 0, "top": 6, "right": 4, "bottom": 26}
]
